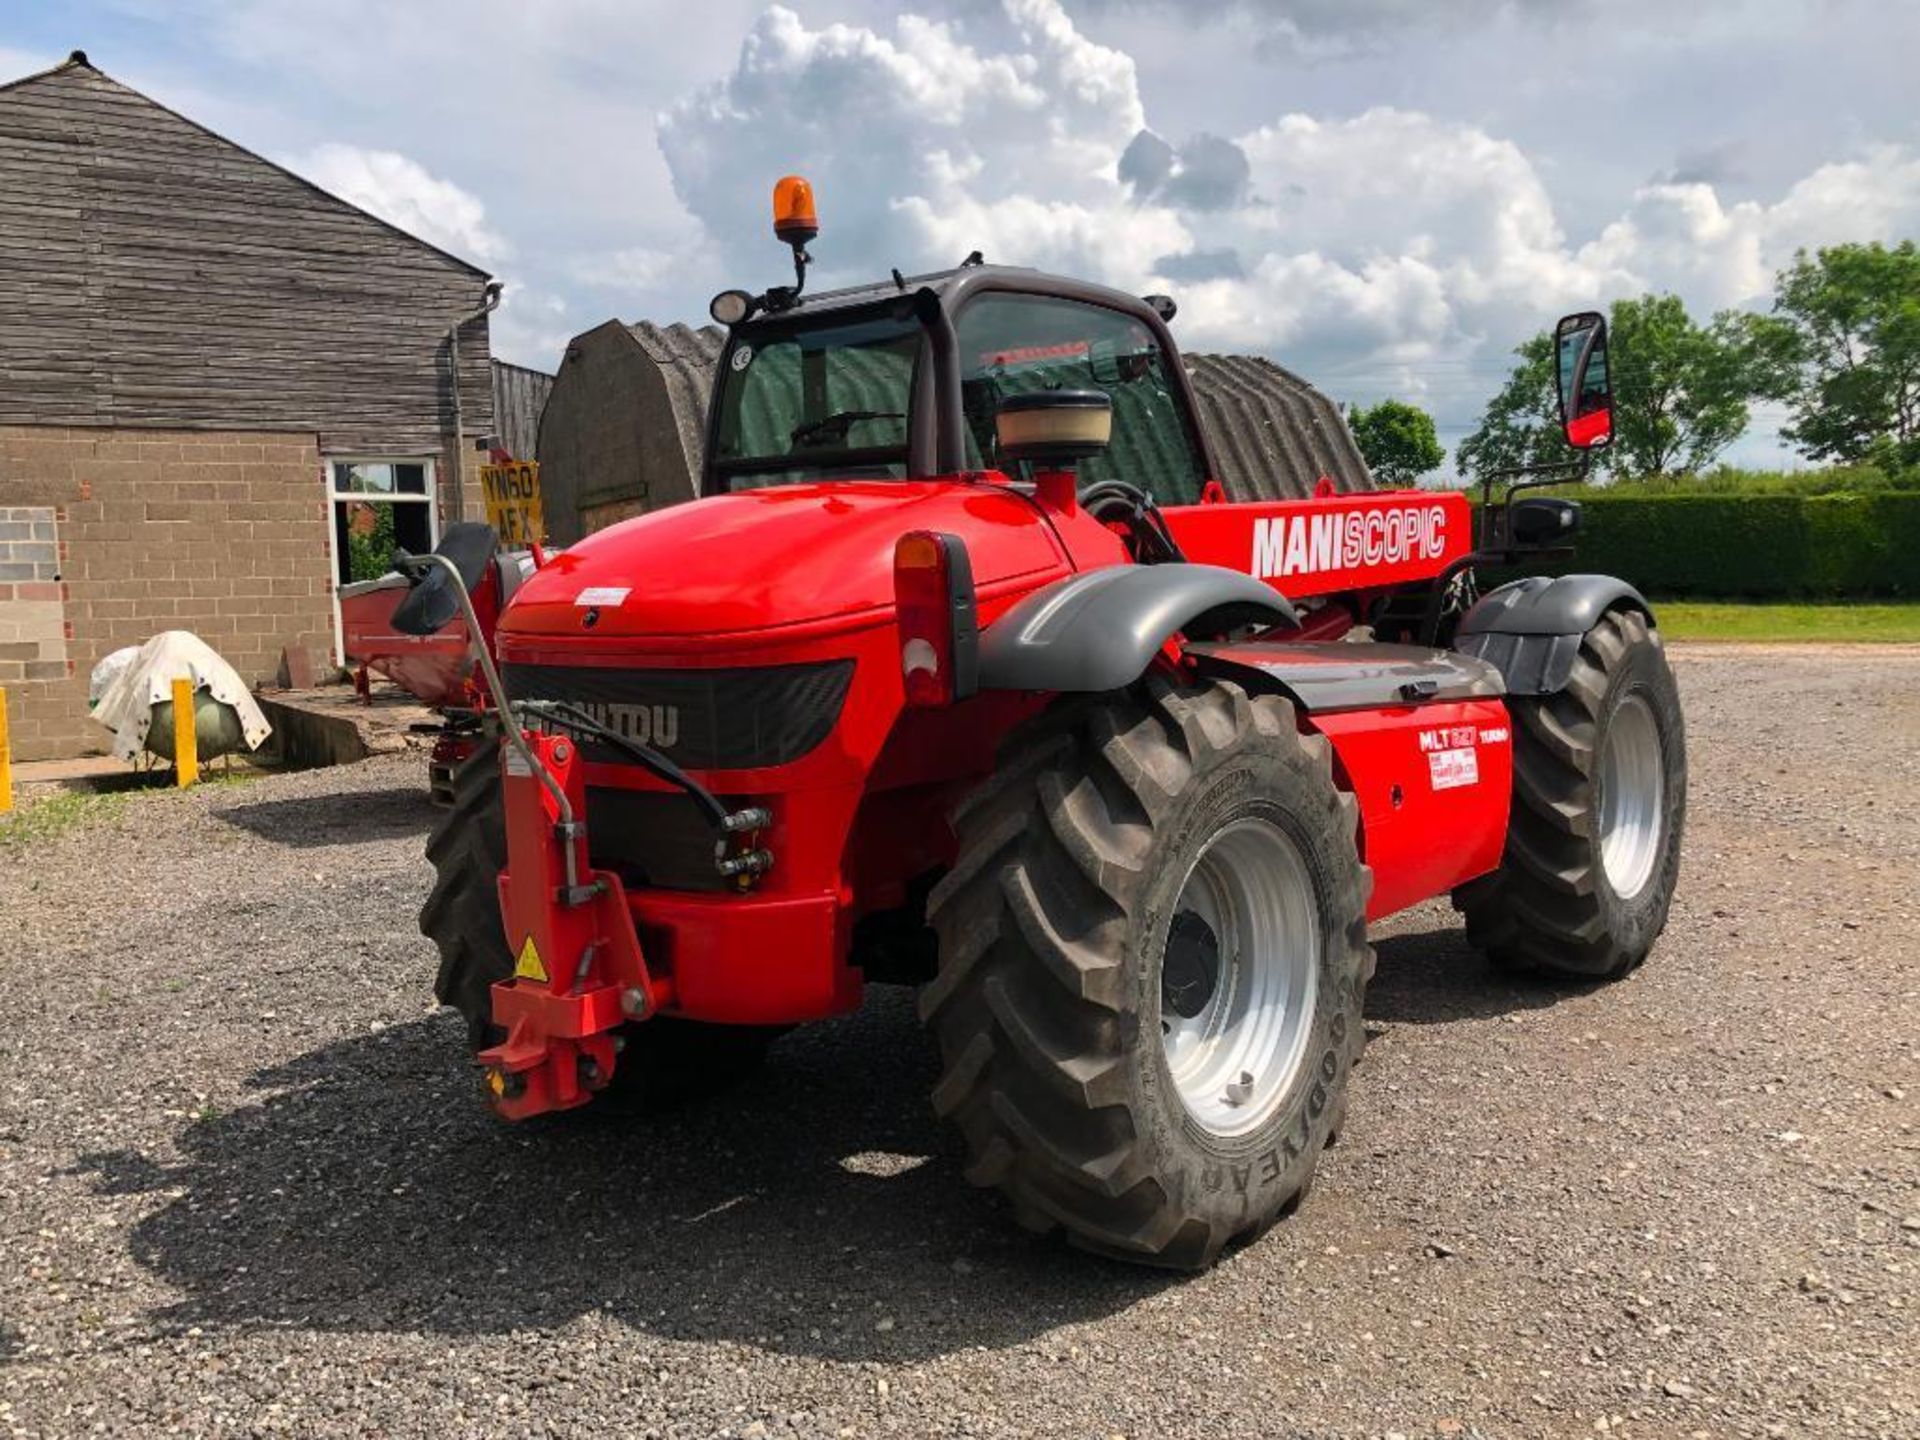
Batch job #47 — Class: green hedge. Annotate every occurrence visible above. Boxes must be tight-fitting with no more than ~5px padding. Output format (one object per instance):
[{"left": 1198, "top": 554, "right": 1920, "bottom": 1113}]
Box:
[{"left": 1532, "top": 493, "right": 1920, "bottom": 598}]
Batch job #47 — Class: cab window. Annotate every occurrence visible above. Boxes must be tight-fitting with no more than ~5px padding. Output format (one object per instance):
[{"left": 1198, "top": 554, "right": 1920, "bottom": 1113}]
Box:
[
  {"left": 711, "top": 312, "right": 919, "bottom": 490},
  {"left": 954, "top": 294, "right": 1206, "bottom": 505}
]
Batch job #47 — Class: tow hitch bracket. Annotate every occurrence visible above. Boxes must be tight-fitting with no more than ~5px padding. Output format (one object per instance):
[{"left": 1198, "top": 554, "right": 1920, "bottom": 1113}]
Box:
[{"left": 479, "top": 729, "right": 667, "bottom": 1120}]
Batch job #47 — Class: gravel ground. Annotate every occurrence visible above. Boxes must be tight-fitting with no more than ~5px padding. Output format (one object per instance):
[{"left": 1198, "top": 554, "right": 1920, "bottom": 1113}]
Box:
[{"left": 1, "top": 646, "right": 1915, "bottom": 1439}]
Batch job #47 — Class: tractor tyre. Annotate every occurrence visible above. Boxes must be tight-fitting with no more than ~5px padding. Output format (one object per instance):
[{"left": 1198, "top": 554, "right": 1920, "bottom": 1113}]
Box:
[
  {"left": 1454, "top": 606, "right": 1686, "bottom": 980},
  {"left": 419, "top": 745, "right": 776, "bottom": 1110},
  {"left": 923, "top": 677, "right": 1373, "bottom": 1270}
]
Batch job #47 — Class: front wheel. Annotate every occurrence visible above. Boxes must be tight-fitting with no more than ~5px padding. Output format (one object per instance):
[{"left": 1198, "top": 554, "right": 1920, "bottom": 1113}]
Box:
[
  {"left": 1455, "top": 606, "right": 1687, "bottom": 980},
  {"left": 923, "top": 678, "right": 1373, "bottom": 1269}
]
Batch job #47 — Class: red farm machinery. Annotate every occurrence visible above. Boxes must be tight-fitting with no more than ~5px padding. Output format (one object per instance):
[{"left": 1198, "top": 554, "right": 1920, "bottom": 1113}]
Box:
[{"left": 396, "top": 176, "right": 1685, "bottom": 1268}]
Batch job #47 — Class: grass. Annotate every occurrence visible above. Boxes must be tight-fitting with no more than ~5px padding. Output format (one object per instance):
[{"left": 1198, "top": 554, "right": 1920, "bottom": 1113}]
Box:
[
  {"left": 1654, "top": 600, "right": 1920, "bottom": 643},
  {"left": 0, "top": 788, "right": 130, "bottom": 849}
]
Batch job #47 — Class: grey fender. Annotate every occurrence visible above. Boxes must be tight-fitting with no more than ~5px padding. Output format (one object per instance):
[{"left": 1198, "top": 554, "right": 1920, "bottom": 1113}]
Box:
[
  {"left": 978, "top": 563, "right": 1297, "bottom": 694},
  {"left": 1454, "top": 574, "right": 1653, "bottom": 695}
]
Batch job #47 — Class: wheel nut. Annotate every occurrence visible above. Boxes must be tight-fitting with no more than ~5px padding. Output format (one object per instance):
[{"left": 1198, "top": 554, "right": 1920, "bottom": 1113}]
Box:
[{"left": 620, "top": 987, "right": 650, "bottom": 1019}]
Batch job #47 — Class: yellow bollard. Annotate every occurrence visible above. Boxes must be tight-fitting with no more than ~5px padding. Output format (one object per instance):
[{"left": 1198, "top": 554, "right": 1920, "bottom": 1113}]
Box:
[
  {"left": 172, "top": 676, "right": 199, "bottom": 788},
  {"left": 0, "top": 685, "right": 12, "bottom": 815}
]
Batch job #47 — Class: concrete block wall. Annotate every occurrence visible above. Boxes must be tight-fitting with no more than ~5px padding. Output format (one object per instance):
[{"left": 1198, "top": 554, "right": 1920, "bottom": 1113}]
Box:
[
  {"left": 0, "top": 505, "right": 71, "bottom": 693},
  {"left": 0, "top": 425, "right": 335, "bottom": 761}
]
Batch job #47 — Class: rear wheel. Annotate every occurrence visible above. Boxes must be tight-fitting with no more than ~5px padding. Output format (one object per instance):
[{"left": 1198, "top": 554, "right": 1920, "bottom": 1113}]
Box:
[
  {"left": 1455, "top": 606, "right": 1686, "bottom": 979},
  {"left": 419, "top": 745, "right": 776, "bottom": 1109},
  {"left": 924, "top": 678, "right": 1372, "bottom": 1269}
]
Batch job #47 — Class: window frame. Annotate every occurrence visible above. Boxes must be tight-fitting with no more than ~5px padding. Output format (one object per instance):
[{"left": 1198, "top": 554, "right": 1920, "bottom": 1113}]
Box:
[
  {"left": 696, "top": 269, "right": 1220, "bottom": 499},
  {"left": 706, "top": 301, "right": 933, "bottom": 492},
  {"left": 322, "top": 455, "right": 439, "bottom": 665},
  {"left": 947, "top": 288, "right": 1212, "bottom": 505}
]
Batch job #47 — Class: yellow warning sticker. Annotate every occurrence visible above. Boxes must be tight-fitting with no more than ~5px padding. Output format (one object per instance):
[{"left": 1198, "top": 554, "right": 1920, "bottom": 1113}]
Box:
[{"left": 514, "top": 935, "right": 548, "bottom": 983}]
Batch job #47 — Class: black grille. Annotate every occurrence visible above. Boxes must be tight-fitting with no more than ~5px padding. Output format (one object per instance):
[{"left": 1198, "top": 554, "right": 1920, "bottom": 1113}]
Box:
[
  {"left": 503, "top": 659, "right": 854, "bottom": 770},
  {"left": 586, "top": 788, "right": 732, "bottom": 892}
]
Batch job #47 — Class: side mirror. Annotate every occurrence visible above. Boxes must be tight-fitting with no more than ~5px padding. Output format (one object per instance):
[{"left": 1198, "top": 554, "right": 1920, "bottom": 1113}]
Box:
[
  {"left": 1555, "top": 311, "right": 1612, "bottom": 451},
  {"left": 995, "top": 390, "right": 1112, "bottom": 468},
  {"left": 390, "top": 521, "right": 501, "bottom": 636}
]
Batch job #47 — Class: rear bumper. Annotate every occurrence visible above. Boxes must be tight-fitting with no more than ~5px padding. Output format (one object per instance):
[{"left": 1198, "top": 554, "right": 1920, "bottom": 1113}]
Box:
[
  {"left": 483, "top": 725, "right": 864, "bottom": 1119},
  {"left": 630, "top": 887, "right": 854, "bottom": 1025}
]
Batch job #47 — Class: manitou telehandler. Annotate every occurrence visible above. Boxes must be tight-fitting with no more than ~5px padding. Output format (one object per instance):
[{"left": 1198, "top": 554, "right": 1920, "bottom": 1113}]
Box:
[{"left": 400, "top": 175, "right": 1685, "bottom": 1269}]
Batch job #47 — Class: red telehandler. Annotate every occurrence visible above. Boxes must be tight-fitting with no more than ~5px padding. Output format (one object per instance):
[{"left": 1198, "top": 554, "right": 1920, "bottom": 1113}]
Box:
[{"left": 398, "top": 176, "right": 1685, "bottom": 1268}]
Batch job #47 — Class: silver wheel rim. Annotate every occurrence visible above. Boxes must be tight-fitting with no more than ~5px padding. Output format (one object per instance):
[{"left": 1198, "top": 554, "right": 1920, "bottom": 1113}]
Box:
[
  {"left": 1160, "top": 817, "right": 1320, "bottom": 1139},
  {"left": 1598, "top": 693, "right": 1664, "bottom": 900}
]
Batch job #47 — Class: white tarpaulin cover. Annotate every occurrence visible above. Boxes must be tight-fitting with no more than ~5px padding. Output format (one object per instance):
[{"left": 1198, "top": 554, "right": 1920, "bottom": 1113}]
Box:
[{"left": 91, "top": 630, "right": 272, "bottom": 762}]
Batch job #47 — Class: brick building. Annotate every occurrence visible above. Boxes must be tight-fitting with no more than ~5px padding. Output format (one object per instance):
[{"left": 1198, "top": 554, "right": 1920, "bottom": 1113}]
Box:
[{"left": 0, "top": 53, "right": 498, "bottom": 760}]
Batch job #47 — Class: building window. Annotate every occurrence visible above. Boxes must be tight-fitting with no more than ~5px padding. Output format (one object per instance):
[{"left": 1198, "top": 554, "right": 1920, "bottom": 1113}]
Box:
[
  {"left": 332, "top": 461, "right": 430, "bottom": 498},
  {"left": 325, "top": 458, "right": 438, "bottom": 662},
  {"left": 328, "top": 459, "right": 436, "bottom": 586}
]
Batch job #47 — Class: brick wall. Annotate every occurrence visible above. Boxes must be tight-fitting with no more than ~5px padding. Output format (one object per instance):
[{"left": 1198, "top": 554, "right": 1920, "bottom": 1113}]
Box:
[
  {"left": 0, "top": 425, "right": 335, "bottom": 761},
  {"left": 0, "top": 506, "right": 69, "bottom": 693}
]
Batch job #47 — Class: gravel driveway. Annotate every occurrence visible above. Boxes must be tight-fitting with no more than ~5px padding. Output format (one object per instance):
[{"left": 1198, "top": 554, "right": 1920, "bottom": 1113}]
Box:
[{"left": 2, "top": 647, "right": 1915, "bottom": 1439}]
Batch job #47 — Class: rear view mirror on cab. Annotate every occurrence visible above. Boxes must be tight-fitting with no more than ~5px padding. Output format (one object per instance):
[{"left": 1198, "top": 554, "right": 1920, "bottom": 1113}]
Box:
[{"left": 1556, "top": 311, "right": 1613, "bottom": 450}]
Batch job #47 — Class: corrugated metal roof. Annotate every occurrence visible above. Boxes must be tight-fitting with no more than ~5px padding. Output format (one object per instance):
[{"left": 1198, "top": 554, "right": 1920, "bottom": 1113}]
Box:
[
  {"left": 627, "top": 321, "right": 724, "bottom": 476},
  {"left": 490, "top": 360, "right": 552, "bottom": 461},
  {"left": 1186, "top": 354, "right": 1372, "bottom": 498}
]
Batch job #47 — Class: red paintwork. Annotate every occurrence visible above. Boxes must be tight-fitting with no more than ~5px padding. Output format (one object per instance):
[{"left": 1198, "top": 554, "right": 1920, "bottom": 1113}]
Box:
[
  {"left": 501, "top": 481, "right": 1077, "bottom": 644},
  {"left": 1567, "top": 406, "right": 1612, "bottom": 449},
  {"left": 479, "top": 731, "right": 663, "bottom": 1119},
  {"left": 1312, "top": 701, "right": 1513, "bottom": 919},
  {"left": 1164, "top": 489, "right": 1473, "bottom": 602},
  {"left": 483, "top": 472, "right": 1514, "bottom": 1118},
  {"left": 339, "top": 563, "right": 512, "bottom": 708}
]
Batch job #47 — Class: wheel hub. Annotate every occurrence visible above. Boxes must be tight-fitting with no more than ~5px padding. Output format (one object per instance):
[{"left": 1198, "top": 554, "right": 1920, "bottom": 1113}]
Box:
[
  {"left": 1598, "top": 692, "right": 1665, "bottom": 900},
  {"left": 1162, "top": 911, "right": 1222, "bottom": 1019},
  {"left": 1159, "top": 817, "right": 1320, "bottom": 1138}
]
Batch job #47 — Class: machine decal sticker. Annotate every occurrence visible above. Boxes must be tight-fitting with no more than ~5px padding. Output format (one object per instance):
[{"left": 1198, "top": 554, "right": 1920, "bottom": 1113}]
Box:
[
  {"left": 731, "top": 345, "right": 754, "bottom": 371},
  {"left": 1427, "top": 746, "right": 1480, "bottom": 791},
  {"left": 574, "top": 586, "right": 630, "bottom": 607},
  {"left": 514, "top": 935, "right": 548, "bottom": 983},
  {"left": 1418, "top": 724, "right": 1480, "bottom": 791},
  {"left": 1251, "top": 503, "right": 1450, "bottom": 580}
]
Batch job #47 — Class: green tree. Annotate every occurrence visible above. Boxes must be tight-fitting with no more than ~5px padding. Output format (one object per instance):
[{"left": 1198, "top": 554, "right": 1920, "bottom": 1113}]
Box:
[
  {"left": 1348, "top": 398, "right": 1446, "bottom": 485},
  {"left": 344, "top": 503, "right": 399, "bottom": 582},
  {"left": 1455, "top": 332, "right": 1565, "bottom": 480},
  {"left": 1765, "top": 240, "right": 1920, "bottom": 466},
  {"left": 1607, "top": 294, "right": 1758, "bottom": 475},
  {"left": 1459, "top": 294, "right": 1766, "bottom": 480}
]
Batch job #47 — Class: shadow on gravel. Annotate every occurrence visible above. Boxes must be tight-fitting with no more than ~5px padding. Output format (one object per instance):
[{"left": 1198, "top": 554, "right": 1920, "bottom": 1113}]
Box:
[
  {"left": 1365, "top": 924, "right": 1595, "bottom": 1026},
  {"left": 212, "top": 785, "right": 436, "bottom": 848},
  {"left": 69, "top": 990, "right": 1175, "bottom": 1361}
]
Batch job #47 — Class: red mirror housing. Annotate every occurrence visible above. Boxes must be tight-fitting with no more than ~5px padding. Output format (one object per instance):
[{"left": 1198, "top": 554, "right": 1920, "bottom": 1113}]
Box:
[{"left": 1555, "top": 311, "right": 1613, "bottom": 451}]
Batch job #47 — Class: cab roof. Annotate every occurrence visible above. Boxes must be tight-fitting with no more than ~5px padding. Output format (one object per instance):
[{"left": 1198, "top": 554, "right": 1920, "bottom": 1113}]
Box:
[{"left": 742, "top": 262, "right": 1162, "bottom": 328}]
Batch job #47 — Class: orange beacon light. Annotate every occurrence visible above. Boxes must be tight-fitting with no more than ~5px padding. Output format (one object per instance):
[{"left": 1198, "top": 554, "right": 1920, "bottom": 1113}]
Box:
[{"left": 773, "top": 175, "right": 819, "bottom": 247}]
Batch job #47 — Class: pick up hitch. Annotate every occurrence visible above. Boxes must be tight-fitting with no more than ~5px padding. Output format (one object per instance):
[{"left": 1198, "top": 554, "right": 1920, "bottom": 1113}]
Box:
[{"left": 390, "top": 548, "right": 776, "bottom": 1116}]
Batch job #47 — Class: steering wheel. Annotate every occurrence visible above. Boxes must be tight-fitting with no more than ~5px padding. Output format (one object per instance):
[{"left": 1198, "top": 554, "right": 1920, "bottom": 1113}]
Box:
[
  {"left": 1077, "top": 479, "right": 1155, "bottom": 525},
  {"left": 1077, "top": 480, "right": 1186, "bottom": 564}
]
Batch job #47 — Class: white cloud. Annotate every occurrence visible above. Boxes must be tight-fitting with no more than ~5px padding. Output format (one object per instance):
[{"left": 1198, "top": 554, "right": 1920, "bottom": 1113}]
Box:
[
  {"left": 659, "top": 0, "right": 1149, "bottom": 284},
  {"left": 287, "top": 142, "right": 510, "bottom": 267},
  {"left": 489, "top": 286, "right": 573, "bottom": 373},
  {"left": 657, "top": 0, "right": 1920, "bottom": 446}
]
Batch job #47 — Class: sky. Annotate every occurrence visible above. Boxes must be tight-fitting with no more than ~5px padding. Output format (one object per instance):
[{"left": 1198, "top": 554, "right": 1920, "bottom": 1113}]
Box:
[{"left": 6, "top": 0, "right": 1918, "bottom": 472}]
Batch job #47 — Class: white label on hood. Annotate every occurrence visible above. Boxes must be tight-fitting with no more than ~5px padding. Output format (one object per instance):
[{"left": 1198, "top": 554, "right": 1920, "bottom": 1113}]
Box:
[{"left": 575, "top": 586, "right": 630, "bottom": 607}]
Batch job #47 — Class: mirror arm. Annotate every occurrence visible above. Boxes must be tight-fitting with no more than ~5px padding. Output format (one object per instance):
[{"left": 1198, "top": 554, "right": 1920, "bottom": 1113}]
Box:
[{"left": 1474, "top": 450, "right": 1592, "bottom": 555}]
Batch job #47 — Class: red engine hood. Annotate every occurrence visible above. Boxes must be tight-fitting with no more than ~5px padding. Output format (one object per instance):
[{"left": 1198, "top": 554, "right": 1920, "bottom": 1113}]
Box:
[{"left": 499, "top": 481, "right": 1069, "bottom": 644}]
